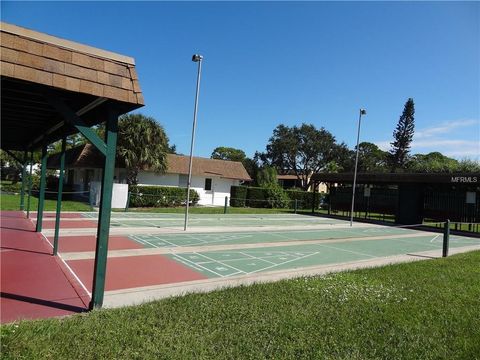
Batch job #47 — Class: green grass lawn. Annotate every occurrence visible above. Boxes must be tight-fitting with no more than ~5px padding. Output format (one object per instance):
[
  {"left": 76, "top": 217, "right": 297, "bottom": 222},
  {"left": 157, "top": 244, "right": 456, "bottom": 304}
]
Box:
[
  {"left": 2, "top": 251, "right": 479, "bottom": 359},
  {"left": 0, "top": 193, "right": 92, "bottom": 212}
]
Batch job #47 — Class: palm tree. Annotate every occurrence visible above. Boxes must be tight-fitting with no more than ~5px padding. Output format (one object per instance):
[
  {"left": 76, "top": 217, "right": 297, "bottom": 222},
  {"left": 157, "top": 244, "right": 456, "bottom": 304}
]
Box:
[{"left": 116, "top": 113, "right": 169, "bottom": 185}]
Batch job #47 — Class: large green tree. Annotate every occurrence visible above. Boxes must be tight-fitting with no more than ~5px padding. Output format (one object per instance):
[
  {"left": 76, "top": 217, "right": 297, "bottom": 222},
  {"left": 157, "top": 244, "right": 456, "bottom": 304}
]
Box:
[
  {"left": 258, "top": 123, "right": 346, "bottom": 191},
  {"left": 116, "top": 113, "right": 169, "bottom": 185},
  {"left": 457, "top": 158, "right": 480, "bottom": 172},
  {"left": 389, "top": 98, "right": 415, "bottom": 172},
  {"left": 357, "top": 142, "right": 388, "bottom": 172},
  {"left": 211, "top": 147, "right": 246, "bottom": 162},
  {"left": 408, "top": 152, "right": 459, "bottom": 173}
]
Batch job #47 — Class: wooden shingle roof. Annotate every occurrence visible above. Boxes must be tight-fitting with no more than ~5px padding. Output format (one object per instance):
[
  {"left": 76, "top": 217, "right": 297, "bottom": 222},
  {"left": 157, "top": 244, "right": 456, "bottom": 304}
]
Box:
[{"left": 0, "top": 22, "right": 143, "bottom": 104}]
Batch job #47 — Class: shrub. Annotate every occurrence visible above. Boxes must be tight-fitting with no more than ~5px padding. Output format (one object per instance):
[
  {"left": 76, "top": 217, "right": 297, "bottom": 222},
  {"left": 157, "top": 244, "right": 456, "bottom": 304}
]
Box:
[
  {"left": 0, "top": 182, "right": 22, "bottom": 193},
  {"left": 230, "top": 186, "right": 247, "bottom": 207},
  {"left": 246, "top": 187, "right": 267, "bottom": 208},
  {"left": 0, "top": 173, "right": 40, "bottom": 194},
  {"left": 129, "top": 186, "right": 199, "bottom": 208},
  {"left": 264, "top": 185, "right": 290, "bottom": 208},
  {"left": 285, "top": 189, "right": 324, "bottom": 210}
]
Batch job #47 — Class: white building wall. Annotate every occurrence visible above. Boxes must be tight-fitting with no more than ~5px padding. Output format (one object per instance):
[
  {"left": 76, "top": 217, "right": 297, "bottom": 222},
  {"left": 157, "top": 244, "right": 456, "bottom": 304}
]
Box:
[
  {"left": 137, "top": 172, "right": 179, "bottom": 187},
  {"left": 191, "top": 176, "right": 239, "bottom": 206},
  {"left": 136, "top": 171, "right": 238, "bottom": 206},
  {"left": 68, "top": 169, "right": 240, "bottom": 207}
]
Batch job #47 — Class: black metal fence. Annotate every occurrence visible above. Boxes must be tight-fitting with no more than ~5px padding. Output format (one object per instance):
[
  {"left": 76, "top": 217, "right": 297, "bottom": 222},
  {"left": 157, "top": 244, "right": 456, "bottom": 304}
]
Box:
[
  {"left": 423, "top": 189, "right": 479, "bottom": 223},
  {"left": 328, "top": 186, "right": 479, "bottom": 229},
  {"left": 329, "top": 186, "right": 398, "bottom": 220}
]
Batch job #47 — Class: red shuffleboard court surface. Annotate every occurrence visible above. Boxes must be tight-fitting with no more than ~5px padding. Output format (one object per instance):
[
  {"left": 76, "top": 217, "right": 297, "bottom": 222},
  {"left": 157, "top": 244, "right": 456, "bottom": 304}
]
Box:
[
  {"left": 1, "top": 211, "right": 88, "bottom": 323},
  {"left": 30, "top": 212, "right": 85, "bottom": 219},
  {"left": 41, "top": 219, "right": 98, "bottom": 229},
  {"left": 55, "top": 235, "right": 144, "bottom": 253},
  {"left": 67, "top": 255, "right": 208, "bottom": 292}
]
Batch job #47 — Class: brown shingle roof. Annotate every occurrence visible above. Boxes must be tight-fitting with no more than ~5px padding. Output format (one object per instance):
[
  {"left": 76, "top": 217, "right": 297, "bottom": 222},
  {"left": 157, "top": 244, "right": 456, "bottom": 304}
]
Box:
[
  {"left": 277, "top": 174, "right": 299, "bottom": 180},
  {"left": 48, "top": 144, "right": 252, "bottom": 181},
  {"left": 0, "top": 22, "right": 143, "bottom": 104},
  {"left": 166, "top": 154, "right": 251, "bottom": 181}
]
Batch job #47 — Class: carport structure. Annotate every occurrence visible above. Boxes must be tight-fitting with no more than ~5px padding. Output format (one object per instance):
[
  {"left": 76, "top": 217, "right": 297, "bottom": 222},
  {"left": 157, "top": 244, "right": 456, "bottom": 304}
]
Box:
[{"left": 0, "top": 22, "right": 144, "bottom": 309}]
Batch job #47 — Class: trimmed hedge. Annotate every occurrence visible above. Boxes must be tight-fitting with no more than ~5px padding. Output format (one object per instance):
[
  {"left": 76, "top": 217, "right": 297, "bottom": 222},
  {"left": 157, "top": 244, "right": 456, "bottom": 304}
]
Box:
[
  {"left": 230, "top": 186, "right": 247, "bottom": 207},
  {"left": 230, "top": 186, "right": 324, "bottom": 209},
  {"left": 246, "top": 187, "right": 266, "bottom": 208},
  {"left": 129, "top": 185, "right": 199, "bottom": 208},
  {"left": 285, "top": 189, "right": 322, "bottom": 210},
  {"left": 0, "top": 175, "right": 40, "bottom": 194},
  {"left": 0, "top": 182, "right": 22, "bottom": 193}
]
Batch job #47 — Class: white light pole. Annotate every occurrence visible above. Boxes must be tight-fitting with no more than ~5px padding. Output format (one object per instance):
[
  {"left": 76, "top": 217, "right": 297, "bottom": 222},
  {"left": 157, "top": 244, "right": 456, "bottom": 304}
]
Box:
[
  {"left": 184, "top": 54, "right": 203, "bottom": 231},
  {"left": 350, "top": 108, "right": 366, "bottom": 227}
]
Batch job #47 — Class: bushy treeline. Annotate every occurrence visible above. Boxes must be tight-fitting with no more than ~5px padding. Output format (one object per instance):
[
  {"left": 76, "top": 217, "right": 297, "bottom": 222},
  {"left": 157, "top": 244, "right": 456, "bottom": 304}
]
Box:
[{"left": 230, "top": 185, "right": 323, "bottom": 209}]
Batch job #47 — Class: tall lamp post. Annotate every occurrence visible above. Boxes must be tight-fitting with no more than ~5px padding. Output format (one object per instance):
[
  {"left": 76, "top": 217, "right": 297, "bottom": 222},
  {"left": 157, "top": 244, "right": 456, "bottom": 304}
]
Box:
[
  {"left": 350, "top": 108, "right": 367, "bottom": 227},
  {"left": 184, "top": 54, "right": 204, "bottom": 231}
]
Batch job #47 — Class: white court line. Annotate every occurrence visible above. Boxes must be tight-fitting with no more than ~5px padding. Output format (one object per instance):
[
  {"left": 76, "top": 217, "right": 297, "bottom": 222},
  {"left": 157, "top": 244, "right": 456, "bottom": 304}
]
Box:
[
  {"left": 194, "top": 253, "right": 297, "bottom": 265},
  {"left": 135, "top": 234, "right": 179, "bottom": 248},
  {"left": 39, "top": 233, "right": 92, "bottom": 297},
  {"left": 249, "top": 251, "right": 321, "bottom": 274},
  {"left": 129, "top": 234, "right": 163, "bottom": 249},
  {"left": 315, "top": 243, "right": 377, "bottom": 258},
  {"left": 193, "top": 252, "right": 247, "bottom": 275},
  {"left": 430, "top": 234, "right": 441, "bottom": 243},
  {"left": 173, "top": 254, "right": 232, "bottom": 278},
  {"left": 185, "top": 233, "right": 209, "bottom": 245},
  {"left": 239, "top": 252, "right": 277, "bottom": 265},
  {"left": 183, "top": 233, "right": 255, "bottom": 246},
  {"left": 394, "top": 237, "right": 442, "bottom": 249},
  {"left": 142, "top": 238, "right": 161, "bottom": 248},
  {"left": 129, "top": 235, "right": 148, "bottom": 246},
  {"left": 151, "top": 236, "right": 179, "bottom": 248},
  {"left": 170, "top": 255, "right": 206, "bottom": 274}
]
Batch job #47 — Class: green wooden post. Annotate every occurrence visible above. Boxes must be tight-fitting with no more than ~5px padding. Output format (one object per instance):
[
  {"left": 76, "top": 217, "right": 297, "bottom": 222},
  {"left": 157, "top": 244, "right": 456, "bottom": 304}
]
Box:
[
  {"left": 53, "top": 137, "right": 66, "bottom": 255},
  {"left": 36, "top": 145, "right": 48, "bottom": 232},
  {"left": 294, "top": 199, "right": 298, "bottom": 214},
  {"left": 26, "top": 151, "right": 34, "bottom": 218},
  {"left": 224, "top": 196, "right": 228, "bottom": 214},
  {"left": 90, "top": 111, "right": 118, "bottom": 310},
  {"left": 311, "top": 182, "right": 317, "bottom": 214},
  {"left": 442, "top": 219, "right": 450, "bottom": 258},
  {"left": 124, "top": 192, "right": 131, "bottom": 212},
  {"left": 19, "top": 151, "right": 28, "bottom": 211}
]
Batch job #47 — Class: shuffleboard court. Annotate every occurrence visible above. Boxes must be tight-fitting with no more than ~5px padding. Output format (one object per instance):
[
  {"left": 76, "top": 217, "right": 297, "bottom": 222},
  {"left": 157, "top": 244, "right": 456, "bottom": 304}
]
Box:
[
  {"left": 102, "top": 213, "right": 350, "bottom": 228},
  {"left": 126, "top": 226, "right": 441, "bottom": 249},
  {"left": 165, "top": 234, "right": 480, "bottom": 279},
  {"left": 33, "top": 211, "right": 479, "bottom": 308}
]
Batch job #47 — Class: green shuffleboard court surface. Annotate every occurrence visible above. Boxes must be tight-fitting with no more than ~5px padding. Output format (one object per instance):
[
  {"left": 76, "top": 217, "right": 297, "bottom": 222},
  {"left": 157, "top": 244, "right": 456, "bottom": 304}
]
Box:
[
  {"left": 81, "top": 212, "right": 350, "bottom": 228},
  {"left": 164, "top": 234, "right": 479, "bottom": 278},
  {"left": 127, "top": 226, "right": 439, "bottom": 248}
]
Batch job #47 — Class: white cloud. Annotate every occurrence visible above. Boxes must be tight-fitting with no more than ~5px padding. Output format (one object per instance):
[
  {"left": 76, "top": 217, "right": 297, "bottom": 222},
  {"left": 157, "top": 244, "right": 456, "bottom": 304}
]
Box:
[
  {"left": 374, "top": 118, "right": 480, "bottom": 160},
  {"left": 375, "top": 141, "right": 391, "bottom": 151},
  {"left": 415, "top": 119, "right": 479, "bottom": 139}
]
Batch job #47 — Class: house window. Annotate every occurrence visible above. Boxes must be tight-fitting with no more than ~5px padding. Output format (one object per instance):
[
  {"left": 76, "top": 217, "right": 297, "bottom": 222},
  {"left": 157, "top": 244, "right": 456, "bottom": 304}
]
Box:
[
  {"left": 179, "top": 174, "right": 188, "bottom": 187},
  {"left": 204, "top": 178, "right": 212, "bottom": 191}
]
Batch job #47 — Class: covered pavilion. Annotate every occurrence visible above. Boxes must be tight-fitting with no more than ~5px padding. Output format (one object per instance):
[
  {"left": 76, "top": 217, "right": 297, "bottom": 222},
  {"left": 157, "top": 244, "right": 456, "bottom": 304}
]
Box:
[{"left": 1, "top": 22, "right": 144, "bottom": 311}]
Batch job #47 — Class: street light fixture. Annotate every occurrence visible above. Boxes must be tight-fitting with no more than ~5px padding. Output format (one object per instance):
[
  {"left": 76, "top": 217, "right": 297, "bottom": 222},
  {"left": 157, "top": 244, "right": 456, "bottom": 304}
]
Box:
[
  {"left": 350, "top": 108, "right": 366, "bottom": 227},
  {"left": 184, "top": 54, "right": 204, "bottom": 231}
]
